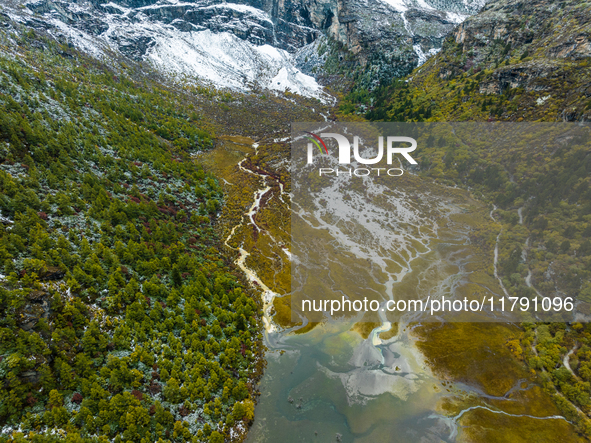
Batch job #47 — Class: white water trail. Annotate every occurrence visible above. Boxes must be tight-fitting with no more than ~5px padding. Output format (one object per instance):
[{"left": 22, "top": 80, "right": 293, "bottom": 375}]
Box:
[
  {"left": 523, "top": 237, "right": 543, "bottom": 313},
  {"left": 401, "top": 12, "right": 428, "bottom": 67},
  {"left": 246, "top": 186, "right": 271, "bottom": 231},
  {"left": 518, "top": 212, "right": 544, "bottom": 309},
  {"left": 564, "top": 348, "right": 577, "bottom": 378},
  {"left": 525, "top": 269, "right": 544, "bottom": 298},
  {"left": 293, "top": 174, "right": 437, "bottom": 349},
  {"left": 224, "top": 142, "right": 281, "bottom": 333},
  {"left": 490, "top": 205, "right": 510, "bottom": 298},
  {"left": 531, "top": 329, "right": 586, "bottom": 418},
  {"left": 435, "top": 405, "right": 571, "bottom": 441},
  {"left": 223, "top": 122, "right": 333, "bottom": 335},
  {"left": 413, "top": 45, "right": 427, "bottom": 66}
]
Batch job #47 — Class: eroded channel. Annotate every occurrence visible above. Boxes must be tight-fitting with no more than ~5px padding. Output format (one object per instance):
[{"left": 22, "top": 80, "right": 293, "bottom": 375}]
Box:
[{"left": 200, "top": 136, "right": 581, "bottom": 443}]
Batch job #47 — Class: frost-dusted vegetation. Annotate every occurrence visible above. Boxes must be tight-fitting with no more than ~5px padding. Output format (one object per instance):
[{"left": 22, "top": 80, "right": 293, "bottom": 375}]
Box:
[{"left": 0, "top": 28, "right": 263, "bottom": 443}]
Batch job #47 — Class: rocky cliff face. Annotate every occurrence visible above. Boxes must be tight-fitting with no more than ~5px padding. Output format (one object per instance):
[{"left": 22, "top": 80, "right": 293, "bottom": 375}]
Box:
[
  {"left": 291, "top": 0, "right": 486, "bottom": 85},
  {"left": 1, "top": 0, "right": 485, "bottom": 96},
  {"left": 444, "top": 0, "right": 591, "bottom": 103},
  {"left": 351, "top": 0, "right": 591, "bottom": 122}
]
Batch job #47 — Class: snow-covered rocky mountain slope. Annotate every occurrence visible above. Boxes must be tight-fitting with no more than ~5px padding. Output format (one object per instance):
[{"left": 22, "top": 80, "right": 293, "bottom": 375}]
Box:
[{"left": 1, "top": 0, "right": 486, "bottom": 98}]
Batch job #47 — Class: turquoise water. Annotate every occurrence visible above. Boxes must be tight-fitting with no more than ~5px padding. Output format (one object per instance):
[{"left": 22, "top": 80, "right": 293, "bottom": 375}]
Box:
[{"left": 246, "top": 322, "right": 452, "bottom": 443}]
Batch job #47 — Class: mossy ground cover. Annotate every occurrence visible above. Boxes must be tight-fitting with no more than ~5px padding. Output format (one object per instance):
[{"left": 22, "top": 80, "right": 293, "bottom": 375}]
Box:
[
  {"left": 334, "top": 1, "right": 591, "bottom": 437},
  {"left": 352, "top": 322, "right": 381, "bottom": 340},
  {"left": 458, "top": 407, "right": 583, "bottom": 443},
  {"left": 415, "top": 323, "right": 530, "bottom": 397}
]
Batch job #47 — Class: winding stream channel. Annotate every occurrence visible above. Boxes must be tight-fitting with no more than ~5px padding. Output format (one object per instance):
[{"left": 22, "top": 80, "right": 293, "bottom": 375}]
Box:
[{"left": 202, "top": 135, "right": 575, "bottom": 443}]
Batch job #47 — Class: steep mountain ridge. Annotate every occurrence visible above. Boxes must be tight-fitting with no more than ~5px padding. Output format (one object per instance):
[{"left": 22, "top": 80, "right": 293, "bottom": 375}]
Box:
[
  {"left": 1, "top": 0, "right": 486, "bottom": 97},
  {"left": 448, "top": 0, "right": 591, "bottom": 113},
  {"left": 347, "top": 0, "right": 591, "bottom": 121}
]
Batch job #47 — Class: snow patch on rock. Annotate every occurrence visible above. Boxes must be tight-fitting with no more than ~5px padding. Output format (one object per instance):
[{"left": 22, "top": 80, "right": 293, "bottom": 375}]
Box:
[
  {"left": 16, "top": 0, "right": 327, "bottom": 101},
  {"left": 147, "top": 29, "right": 326, "bottom": 99}
]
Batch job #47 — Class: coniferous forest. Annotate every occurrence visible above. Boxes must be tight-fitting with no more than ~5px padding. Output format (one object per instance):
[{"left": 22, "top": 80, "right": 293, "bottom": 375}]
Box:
[
  {"left": 0, "top": 28, "right": 263, "bottom": 443},
  {"left": 2, "top": 0, "right": 591, "bottom": 441}
]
